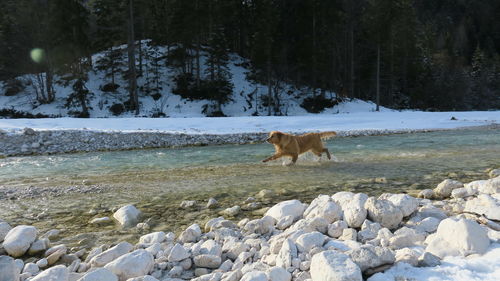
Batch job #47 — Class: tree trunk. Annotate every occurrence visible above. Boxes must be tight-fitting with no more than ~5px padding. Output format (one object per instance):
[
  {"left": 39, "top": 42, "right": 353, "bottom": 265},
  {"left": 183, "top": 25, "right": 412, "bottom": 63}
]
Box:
[
  {"left": 311, "top": 1, "right": 317, "bottom": 97},
  {"left": 267, "top": 44, "right": 272, "bottom": 116},
  {"left": 349, "top": 24, "right": 355, "bottom": 99},
  {"left": 127, "top": 0, "right": 139, "bottom": 114},
  {"left": 376, "top": 43, "right": 380, "bottom": 112},
  {"left": 195, "top": 0, "right": 201, "bottom": 87}
]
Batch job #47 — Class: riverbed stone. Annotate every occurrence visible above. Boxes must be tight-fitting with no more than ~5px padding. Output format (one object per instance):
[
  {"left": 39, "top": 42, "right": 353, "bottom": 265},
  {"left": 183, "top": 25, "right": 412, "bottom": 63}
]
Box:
[
  {"left": 113, "top": 205, "right": 141, "bottom": 228},
  {"left": 425, "top": 218, "right": 490, "bottom": 258},
  {"left": 77, "top": 267, "right": 118, "bottom": 281},
  {"left": 464, "top": 194, "right": 500, "bottom": 221},
  {"left": 347, "top": 245, "right": 395, "bottom": 273},
  {"left": 179, "top": 224, "right": 202, "bottom": 243},
  {"left": 193, "top": 254, "right": 222, "bottom": 269},
  {"left": 276, "top": 239, "right": 297, "bottom": 268},
  {"left": 434, "top": 179, "right": 463, "bottom": 198},
  {"left": 365, "top": 198, "right": 403, "bottom": 230},
  {"left": 0, "top": 255, "right": 20, "bottom": 281},
  {"left": 2, "top": 225, "right": 37, "bottom": 257},
  {"left": 104, "top": 249, "right": 154, "bottom": 281},
  {"left": 310, "top": 250, "right": 362, "bottom": 281},
  {"left": 207, "top": 198, "right": 218, "bottom": 209},
  {"left": 379, "top": 194, "right": 418, "bottom": 217},
  {"left": 327, "top": 220, "right": 348, "bottom": 238},
  {"left": 168, "top": 244, "right": 190, "bottom": 262},
  {"left": 139, "top": 232, "right": 166, "bottom": 244},
  {"left": 418, "top": 189, "right": 435, "bottom": 199},
  {"left": 295, "top": 232, "right": 325, "bottom": 253},
  {"left": 31, "top": 265, "right": 69, "bottom": 281},
  {"left": 0, "top": 222, "right": 12, "bottom": 243},
  {"left": 28, "top": 239, "right": 49, "bottom": 255},
  {"left": 342, "top": 193, "right": 368, "bottom": 228},
  {"left": 303, "top": 195, "right": 342, "bottom": 223},
  {"left": 265, "top": 200, "right": 305, "bottom": 222},
  {"left": 90, "top": 241, "right": 134, "bottom": 267}
]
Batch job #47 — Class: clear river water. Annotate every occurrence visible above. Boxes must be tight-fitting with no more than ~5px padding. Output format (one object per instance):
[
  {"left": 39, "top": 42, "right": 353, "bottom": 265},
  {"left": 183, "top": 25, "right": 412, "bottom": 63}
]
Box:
[{"left": 0, "top": 127, "right": 499, "bottom": 248}]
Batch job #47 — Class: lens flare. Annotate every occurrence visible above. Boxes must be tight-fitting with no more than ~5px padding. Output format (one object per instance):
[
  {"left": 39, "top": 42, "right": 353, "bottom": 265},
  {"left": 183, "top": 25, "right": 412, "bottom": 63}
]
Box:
[{"left": 30, "top": 48, "right": 45, "bottom": 63}]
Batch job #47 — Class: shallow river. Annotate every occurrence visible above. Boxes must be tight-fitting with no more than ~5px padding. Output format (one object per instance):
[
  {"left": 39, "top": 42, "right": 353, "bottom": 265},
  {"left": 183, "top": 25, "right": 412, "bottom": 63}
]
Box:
[{"left": 0, "top": 128, "right": 499, "bottom": 249}]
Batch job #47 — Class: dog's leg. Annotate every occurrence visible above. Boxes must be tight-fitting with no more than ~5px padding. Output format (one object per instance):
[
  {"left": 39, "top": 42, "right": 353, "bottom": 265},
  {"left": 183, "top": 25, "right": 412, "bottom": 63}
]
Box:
[
  {"left": 262, "top": 152, "right": 284, "bottom": 162},
  {"left": 290, "top": 154, "right": 298, "bottom": 164},
  {"left": 323, "top": 148, "right": 331, "bottom": 160}
]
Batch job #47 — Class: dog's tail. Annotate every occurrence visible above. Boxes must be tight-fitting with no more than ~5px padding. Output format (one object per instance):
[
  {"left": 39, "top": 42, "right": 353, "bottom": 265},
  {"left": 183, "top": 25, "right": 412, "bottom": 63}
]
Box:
[{"left": 319, "top": 131, "right": 337, "bottom": 139}]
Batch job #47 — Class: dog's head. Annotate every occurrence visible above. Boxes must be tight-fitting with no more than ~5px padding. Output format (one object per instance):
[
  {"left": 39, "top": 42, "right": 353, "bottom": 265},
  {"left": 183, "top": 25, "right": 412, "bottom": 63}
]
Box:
[{"left": 266, "top": 131, "right": 283, "bottom": 144}]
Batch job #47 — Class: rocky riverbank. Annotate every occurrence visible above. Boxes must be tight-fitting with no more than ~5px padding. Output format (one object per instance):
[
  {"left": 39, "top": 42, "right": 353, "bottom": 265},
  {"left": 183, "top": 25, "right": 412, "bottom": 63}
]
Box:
[
  {"left": 1, "top": 169, "right": 499, "bottom": 281},
  {"left": 2, "top": 125, "right": 496, "bottom": 157}
]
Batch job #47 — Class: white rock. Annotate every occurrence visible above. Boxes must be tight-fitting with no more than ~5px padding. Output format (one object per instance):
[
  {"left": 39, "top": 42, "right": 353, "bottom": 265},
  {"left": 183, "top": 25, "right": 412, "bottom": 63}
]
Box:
[
  {"left": 2, "top": 225, "right": 37, "bottom": 257},
  {"left": 23, "top": 263, "right": 39, "bottom": 274},
  {"left": 207, "top": 198, "right": 218, "bottom": 209},
  {"left": 365, "top": 198, "right": 403, "bottom": 230},
  {"left": 222, "top": 206, "right": 241, "bottom": 217},
  {"left": 418, "top": 252, "right": 441, "bottom": 267},
  {"left": 339, "top": 228, "right": 357, "bottom": 241},
  {"left": 451, "top": 187, "right": 476, "bottom": 199},
  {"left": 168, "top": 244, "right": 190, "bottom": 262},
  {"left": 28, "top": 239, "right": 49, "bottom": 255},
  {"left": 193, "top": 254, "right": 222, "bottom": 269},
  {"left": 0, "top": 255, "right": 20, "bottom": 281},
  {"left": 267, "top": 267, "right": 291, "bottom": 281},
  {"left": 303, "top": 195, "right": 342, "bottom": 223},
  {"left": 36, "top": 258, "right": 48, "bottom": 268},
  {"left": 113, "top": 205, "right": 141, "bottom": 228},
  {"left": 77, "top": 268, "right": 118, "bottom": 281},
  {"left": 310, "top": 250, "right": 362, "bottom": 281},
  {"left": 342, "top": 193, "right": 368, "bottom": 228},
  {"left": 327, "top": 220, "right": 348, "bottom": 238},
  {"left": 434, "top": 179, "right": 463, "bottom": 198},
  {"left": 295, "top": 232, "right": 325, "bottom": 253},
  {"left": 276, "top": 216, "right": 294, "bottom": 230},
  {"left": 200, "top": 240, "right": 222, "bottom": 256},
  {"left": 414, "top": 217, "right": 440, "bottom": 233},
  {"left": 31, "top": 265, "right": 69, "bottom": 281},
  {"left": 0, "top": 221, "right": 12, "bottom": 242},
  {"left": 222, "top": 237, "right": 249, "bottom": 260},
  {"left": 90, "top": 241, "right": 134, "bottom": 267},
  {"left": 479, "top": 177, "right": 500, "bottom": 194},
  {"left": 418, "top": 189, "right": 435, "bottom": 199},
  {"left": 331, "top": 192, "right": 355, "bottom": 207},
  {"left": 265, "top": 200, "right": 305, "bottom": 222},
  {"left": 276, "top": 239, "right": 297, "bottom": 268},
  {"left": 425, "top": 218, "right": 490, "bottom": 258},
  {"left": 379, "top": 194, "right": 418, "bottom": 217},
  {"left": 389, "top": 227, "right": 426, "bottom": 249},
  {"left": 89, "top": 217, "right": 112, "bottom": 225},
  {"left": 104, "top": 250, "right": 154, "bottom": 281},
  {"left": 395, "top": 248, "right": 420, "bottom": 266},
  {"left": 180, "top": 200, "right": 197, "bottom": 209},
  {"left": 139, "top": 232, "right": 166, "bottom": 244},
  {"left": 241, "top": 271, "right": 267, "bottom": 281},
  {"left": 347, "top": 245, "right": 395, "bottom": 272},
  {"left": 464, "top": 194, "right": 500, "bottom": 221},
  {"left": 179, "top": 224, "right": 202, "bottom": 243}
]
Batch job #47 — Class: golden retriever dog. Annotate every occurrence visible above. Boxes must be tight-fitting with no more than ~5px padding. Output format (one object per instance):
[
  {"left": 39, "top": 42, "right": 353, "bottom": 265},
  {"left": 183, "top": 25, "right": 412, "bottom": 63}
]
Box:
[{"left": 262, "top": 131, "right": 337, "bottom": 164}]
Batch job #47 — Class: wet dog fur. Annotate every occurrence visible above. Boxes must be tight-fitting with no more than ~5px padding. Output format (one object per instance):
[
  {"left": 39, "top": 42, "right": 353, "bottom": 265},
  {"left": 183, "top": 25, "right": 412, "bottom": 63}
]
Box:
[{"left": 262, "top": 131, "right": 337, "bottom": 164}]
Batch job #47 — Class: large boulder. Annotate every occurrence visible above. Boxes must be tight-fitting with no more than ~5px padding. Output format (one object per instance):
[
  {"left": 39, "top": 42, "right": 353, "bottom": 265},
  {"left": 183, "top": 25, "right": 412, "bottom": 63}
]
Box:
[
  {"left": 434, "top": 179, "right": 463, "bottom": 198},
  {"left": 310, "top": 250, "right": 362, "bottom": 281},
  {"left": 0, "top": 255, "right": 20, "bottom": 281},
  {"left": 365, "top": 198, "right": 403, "bottom": 230},
  {"left": 104, "top": 250, "right": 154, "bottom": 281},
  {"left": 113, "top": 205, "right": 141, "bottom": 228},
  {"left": 138, "top": 232, "right": 166, "bottom": 244},
  {"left": 90, "top": 241, "right": 134, "bottom": 267},
  {"left": 303, "top": 195, "right": 342, "bottom": 223},
  {"left": 265, "top": 200, "right": 305, "bottom": 222},
  {"left": 2, "top": 225, "right": 37, "bottom": 257},
  {"left": 478, "top": 177, "right": 500, "bottom": 194},
  {"left": 464, "top": 194, "right": 500, "bottom": 221},
  {"left": 31, "top": 265, "right": 69, "bottom": 281},
  {"left": 425, "top": 218, "right": 490, "bottom": 258}
]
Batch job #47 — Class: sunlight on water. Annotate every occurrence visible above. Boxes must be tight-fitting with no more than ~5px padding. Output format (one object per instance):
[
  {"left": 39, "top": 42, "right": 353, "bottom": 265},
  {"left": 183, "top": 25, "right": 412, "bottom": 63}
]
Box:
[{"left": 0, "top": 128, "right": 498, "bottom": 248}]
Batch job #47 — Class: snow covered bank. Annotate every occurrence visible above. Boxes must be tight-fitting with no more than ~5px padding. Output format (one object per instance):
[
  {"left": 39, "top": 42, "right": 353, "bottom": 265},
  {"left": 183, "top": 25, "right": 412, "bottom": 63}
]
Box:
[
  {"left": 0, "top": 111, "right": 498, "bottom": 157},
  {"left": 1, "top": 111, "right": 499, "bottom": 134}
]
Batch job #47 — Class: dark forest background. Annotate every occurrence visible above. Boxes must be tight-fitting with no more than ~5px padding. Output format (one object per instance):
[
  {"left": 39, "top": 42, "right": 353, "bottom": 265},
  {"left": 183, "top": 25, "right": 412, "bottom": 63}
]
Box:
[{"left": 1, "top": 0, "right": 499, "bottom": 115}]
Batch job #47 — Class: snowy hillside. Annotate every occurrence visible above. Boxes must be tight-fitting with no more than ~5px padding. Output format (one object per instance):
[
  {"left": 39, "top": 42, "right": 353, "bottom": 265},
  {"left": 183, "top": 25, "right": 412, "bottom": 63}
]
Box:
[{"left": 0, "top": 41, "right": 386, "bottom": 118}]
